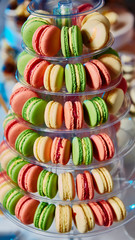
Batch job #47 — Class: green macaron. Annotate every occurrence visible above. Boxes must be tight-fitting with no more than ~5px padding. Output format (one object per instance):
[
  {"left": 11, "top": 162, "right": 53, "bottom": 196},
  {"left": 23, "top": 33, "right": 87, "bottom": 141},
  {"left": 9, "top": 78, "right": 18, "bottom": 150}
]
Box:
[
  {"left": 37, "top": 170, "right": 58, "bottom": 199},
  {"left": 3, "top": 188, "right": 23, "bottom": 215},
  {"left": 65, "top": 63, "right": 86, "bottom": 93},
  {"left": 92, "top": 97, "right": 108, "bottom": 123},
  {"left": 72, "top": 137, "right": 83, "bottom": 166},
  {"left": 83, "top": 100, "right": 98, "bottom": 127},
  {"left": 34, "top": 202, "right": 55, "bottom": 230},
  {"left": 61, "top": 26, "right": 71, "bottom": 57},
  {"left": 15, "top": 129, "right": 39, "bottom": 157},
  {"left": 7, "top": 157, "right": 28, "bottom": 183},
  {"left": 17, "top": 51, "right": 34, "bottom": 76},
  {"left": 22, "top": 97, "right": 47, "bottom": 126},
  {"left": 69, "top": 25, "right": 83, "bottom": 57},
  {"left": 21, "top": 17, "right": 50, "bottom": 50},
  {"left": 82, "top": 137, "right": 93, "bottom": 165}
]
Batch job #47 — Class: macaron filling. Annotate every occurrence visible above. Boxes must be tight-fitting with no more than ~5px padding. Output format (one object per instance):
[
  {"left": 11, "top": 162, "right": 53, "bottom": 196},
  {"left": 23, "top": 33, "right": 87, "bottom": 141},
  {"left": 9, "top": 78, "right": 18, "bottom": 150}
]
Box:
[
  {"left": 55, "top": 138, "right": 63, "bottom": 163},
  {"left": 73, "top": 103, "right": 78, "bottom": 128},
  {"left": 83, "top": 173, "right": 89, "bottom": 199}
]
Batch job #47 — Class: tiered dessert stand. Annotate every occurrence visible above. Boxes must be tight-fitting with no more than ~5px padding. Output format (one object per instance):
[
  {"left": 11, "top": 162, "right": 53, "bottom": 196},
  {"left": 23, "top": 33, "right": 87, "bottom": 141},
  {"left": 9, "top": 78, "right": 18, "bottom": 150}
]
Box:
[{"left": 1, "top": 0, "right": 135, "bottom": 238}]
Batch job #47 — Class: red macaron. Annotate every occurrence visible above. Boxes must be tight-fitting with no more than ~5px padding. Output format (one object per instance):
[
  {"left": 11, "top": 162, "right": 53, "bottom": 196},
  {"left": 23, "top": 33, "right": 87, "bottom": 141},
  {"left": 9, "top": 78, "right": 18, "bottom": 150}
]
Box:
[
  {"left": 76, "top": 170, "right": 94, "bottom": 200},
  {"left": 15, "top": 196, "right": 39, "bottom": 224},
  {"left": 117, "top": 77, "right": 127, "bottom": 94},
  {"left": 32, "top": 25, "right": 61, "bottom": 57},
  {"left": 18, "top": 163, "right": 43, "bottom": 192},
  {"left": 10, "top": 87, "right": 38, "bottom": 116},
  {"left": 64, "top": 101, "right": 84, "bottom": 130},
  {"left": 24, "top": 58, "right": 50, "bottom": 88},
  {"left": 51, "top": 137, "right": 71, "bottom": 165},
  {"left": 90, "top": 133, "right": 115, "bottom": 161},
  {"left": 4, "top": 119, "right": 28, "bottom": 148}
]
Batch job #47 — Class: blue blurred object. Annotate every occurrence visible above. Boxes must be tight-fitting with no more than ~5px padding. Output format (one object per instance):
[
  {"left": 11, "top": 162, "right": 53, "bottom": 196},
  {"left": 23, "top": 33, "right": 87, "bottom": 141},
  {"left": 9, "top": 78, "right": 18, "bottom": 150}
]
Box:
[
  {"left": 0, "top": 233, "right": 19, "bottom": 240},
  {"left": 0, "top": 82, "right": 8, "bottom": 103}
]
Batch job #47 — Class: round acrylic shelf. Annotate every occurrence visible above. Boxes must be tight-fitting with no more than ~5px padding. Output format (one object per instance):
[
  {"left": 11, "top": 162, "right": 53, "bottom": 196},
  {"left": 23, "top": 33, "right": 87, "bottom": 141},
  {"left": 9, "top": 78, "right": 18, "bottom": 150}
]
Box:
[
  {"left": 1, "top": 155, "right": 135, "bottom": 204},
  {"left": 11, "top": 93, "right": 131, "bottom": 135},
  {"left": 17, "top": 71, "right": 122, "bottom": 97},
  {"left": 21, "top": 32, "right": 114, "bottom": 64},
  {"left": 0, "top": 186, "right": 135, "bottom": 238},
  {"left": 5, "top": 117, "right": 135, "bottom": 170},
  {"left": 27, "top": 0, "right": 104, "bottom": 19}
]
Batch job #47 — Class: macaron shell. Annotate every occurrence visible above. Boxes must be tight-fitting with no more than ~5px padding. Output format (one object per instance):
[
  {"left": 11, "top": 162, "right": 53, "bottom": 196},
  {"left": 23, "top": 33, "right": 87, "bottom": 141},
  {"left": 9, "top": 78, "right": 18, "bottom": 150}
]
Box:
[
  {"left": 98, "top": 167, "right": 113, "bottom": 192},
  {"left": 91, "top": 59, "right": 111, "bottom": 86},
  {"left": 72, "top": 137, "right": 83, "bottom": 165},
  {"left": 82, "top": 12, "right": 110, "bottom": 29},
  {"left": 98, "top": 200, "right": 113, "bottom": 227},
  {"left": 107, "top": 197, "right": 124, "bottom": 221},
  {"left": 84, "top": 62, "right": 102, "bottom": 90},
  {"left": 88, "top": 202, "right": 106, "bottom": 226},
  {"left": 38, "top": 25, "right": 61, "bottom": 56},
  {"left": 76, "top": 173, "right": 85, "bottom": 200},
  {"left": 69, "top": 25, "right": 83, "bottom": 56},
  {"left": 98, "top": 54, "right": 122, "bottom": 80},
  {"left": 0, "top": 149, "right": 17, "bottom": 171},
  {"left": 33, "top": 202, "right": 48, "bottom": 228},
  {"left": 84, "top": 171, "right": 94, "bottom": 199},
  {"left": 58, "top": 172, "right": 75, "bottom": 200},
  {"left": 17, "top": 51, "right": 34, "bottom": 76},
  {"left": 59, "top": 138, "right": 71, "bottom": 165},
  {"left": 10, "top": 87, "right": 38, "bottom": 116},
  {"left": 45, "top": 101, "right": 63, "bottom": 129},
  {"left": 18, "top": 164, "right": 33, "bottom": 191},
  {"left": 80, "top": 204, "right": 95, "bottom": 231},
  {"left": 35, "top": 136, "right": 52, "bottom": 163},
  {"left": 61, "top": 26, "right": 71, "bottom": 57},
  {"left": 11, "top": 161, "right": 27, "bottom": 183},
  {"left": 44, "top": 64, "right": 54, "bottom": 91},
  {"left": 40, "top": 204, "right": 55, "bottom": 230},
  {"left": 83, "top": 100, "right": 98, "bottom": 127},
  {"left": 0, "top": 181, "right": 12, "bottom": 203},
  {"left": 50, "top": 65, "right": 64, "bottom": 92},
  {"left": 28, "top": 99, "right": 47, "bottom": 126},
  {"left": 45, "top": 173, "right": 58, "bottom": 199},
  {"left": 72, "top": 204, "right": 88, "bottom": 233},
  {"left": 99, "top": 133, "right": 115, "bottom": 159},
  {"left": 81, "top": 19, "right": 109, "bottom": 50},
  {"left": 15, "top": 196, "right": 39, "bottom": 224},
  {"left": 90, "top": 134, "right": 108, "bottom": 161},
  {"left": 75, "top": 101, "right": 84, "bottom": 129},
  {"left": 24, "top": 165, "right": 43, "bottom": 192},
  {"left": 65, "top": 64, "right": 76, "bottom": 93},
  {"left": 91, "top": 168, "right": 105, "bottom": 194}
]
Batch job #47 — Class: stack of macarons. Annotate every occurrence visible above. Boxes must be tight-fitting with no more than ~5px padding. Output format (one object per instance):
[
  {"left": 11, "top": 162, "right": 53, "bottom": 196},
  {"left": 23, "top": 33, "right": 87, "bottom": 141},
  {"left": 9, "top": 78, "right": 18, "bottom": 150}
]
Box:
[{"left": 81, "top": 12, "right": 110, "bottom": 51}]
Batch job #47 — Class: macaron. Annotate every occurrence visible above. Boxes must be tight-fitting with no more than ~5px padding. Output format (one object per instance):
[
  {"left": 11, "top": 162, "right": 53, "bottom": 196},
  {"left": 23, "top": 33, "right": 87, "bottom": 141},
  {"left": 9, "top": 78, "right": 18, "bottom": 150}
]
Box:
[
  {"left": 4, "top": 119, "right": 28, "bottom": 148},
  {"left": 77, "top": 3, "right": 93, "bottom": 27},
  {"left": 3, "top": 113, "right": 15, "bottom": 130},
  {"left": 0, "top": 181, "right": 13, "bottom": 204},
  {"left": 7, "top": 157, "right": 28, "bottom": 183},
  {"left": 33, "top": 136, "right": 53, "bottom": 163},
  {"left": 81, "top": 12, "right": 110, "bottom": 29},
  {"left": 44, "top": 101, "right": 63, "bottom": 129},
  {"left": 10, "top": 86, "right": 38, "bottom": 116},
  {"left": 0, "top": 171, "right": 10, "bottom": 184},
  {"left": 37, "top": 169, "right": 58, "bottom": 198},
  {"left": 72, "top": 203, "right": 95, "bottom": 233},
  {"left": 107, "top": 196, "right": 126, "bottom": 222},
  {"left": 21, "top": 17, "right": 50, "bottom": 50},
  {"left": 72, "top": 137, "right": 93, "bottom": 165},
  {"left": 22, "top": 97, "right": 47, "bottom": 125},
  {"left": 76, "top": 170, "right": 94, "bottom": 200},
  {"left": 3, "top": 188, "right": 23, "bottom": 215},
  {"left": 34, "top": 202, "right": 55, "bottom": 230},
  {"left": 83, "top": 97, "right": 108, "bottom": 127},
  {"left": 90, "top": 133, "right": 115, "bottom": 161},
  {"left": 44, "top": 64, "right": 64, "bottom": 92},
  {"left": 15, "top": 129, "right": 39, "bottom": 157},
  {"left": 64, "top": 101, "right": 83, "bottom": 130},
  {"left": 24, "top": 58, "right": 50, "bottom": 88},
  {"left": 15, "top": 196, "right": 40, "bottom": 224},
  {"left": 29, "top": 10, "right": 53, "bottom": 24},
  {"left": 18, "top": 163, "right": 43, "bottom": 192},
  {"left": 98, "top": 54, "right": 122, "bottom": 80},
  {"left": 89, "top": 200, "right": 113, "bottom": 226},
  {"left": 61, "top": 25, "right": 83, "bottom": 57},
  {"left": 58, "top": 172, "right": 75, "bottom": 200},
  {"left": 81, "top": 19, "right": 109, "bottom": 50},
  {"left": 65, "top": 63, "right": 86, "bottom": 93},
  {"left": 0, "top": 140, "right": 7, "bottom": 154},
  {"left": 17, "top": 51, "right": 34, "bottom": 76},
  {"left": 32, "top": 25, "right": 61, "bottom": 57},
  {"left": 103, "top": 88, "right": 124, "bottom": 114},
  {"left": 91, "top": 167, "right": 113, "bottom": 194},
  {"left": 55, "top": 205, "right": 72, "bottom": 233},
  {"left": 0, "top": 149, "right": 17, "bottom": 171},
  {"left": 84, "top": 60, "right": 111, "bottom": 90},
  {"left": 51, "top": 137, "right": 71, "bottom": 165},
  {"left": 95, "top": 47, "right": 120, "bottom": 59}
]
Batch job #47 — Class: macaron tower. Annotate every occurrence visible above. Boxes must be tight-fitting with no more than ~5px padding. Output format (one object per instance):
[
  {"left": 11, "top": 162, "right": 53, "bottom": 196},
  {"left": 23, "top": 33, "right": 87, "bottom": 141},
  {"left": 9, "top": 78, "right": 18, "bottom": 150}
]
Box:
[{"left": 0, "top": 0, "right": 134, "bottom": 238}]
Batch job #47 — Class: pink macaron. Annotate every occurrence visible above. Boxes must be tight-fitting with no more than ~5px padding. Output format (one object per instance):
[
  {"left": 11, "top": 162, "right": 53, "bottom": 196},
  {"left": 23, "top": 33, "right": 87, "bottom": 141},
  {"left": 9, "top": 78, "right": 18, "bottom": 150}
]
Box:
[
  {"left": 18, "top": 163, "right": 43, "bottom": 192},
  {"left": 15, "top": 196, "right": 39, "bottom": 224},
  {"left": 32, "top": 25, "right": 61, "bottom": 57},
  {"left": 24, "top": 58, "right": 50, "bottom": 88},
  {"left": 4, "top": 119, "right": 28, "bottom": 148},
  {"left": 90, "top": 133, "right": 115, "bottom": 161},
  {"left": 98, "top": 200, "right": 114, "bottom": 227},
  {"left": 0, "top": 140, "right": 8, "bottom": 155},
  {"left": 10, "top": 87, "right": 38, "bottom": 116},
  {"left": 76, "top": 170, "right": 94, "bottom": 200},
  {"left": 88, "top": 202, "right": 106, "bottom": 226},
  {"left": 64, "top": 101, "right": 83, "bottom": 130},
  {"left": 84, "top": 62, "right": 102, "bottom": 90}
]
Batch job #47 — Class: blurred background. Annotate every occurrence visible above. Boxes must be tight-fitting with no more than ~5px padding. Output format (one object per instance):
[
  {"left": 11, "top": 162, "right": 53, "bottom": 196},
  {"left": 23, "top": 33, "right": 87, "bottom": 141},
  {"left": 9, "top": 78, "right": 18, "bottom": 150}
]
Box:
[{"left": 0, "top": 0, "right": 135, "bottom": 239}]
